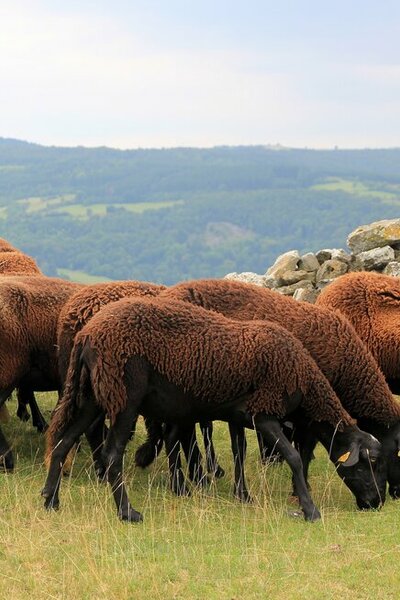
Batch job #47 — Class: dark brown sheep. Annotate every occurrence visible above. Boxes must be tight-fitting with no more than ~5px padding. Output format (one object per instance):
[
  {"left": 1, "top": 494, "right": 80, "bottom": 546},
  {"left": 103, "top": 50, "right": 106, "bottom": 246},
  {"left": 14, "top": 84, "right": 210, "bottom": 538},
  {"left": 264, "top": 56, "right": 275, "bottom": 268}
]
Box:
[
  {"left": 317, "top": 271, "right": 400, "bottom": 391},
  {"left": 0, "top": 275, "right": 82, "bottom": 469},
  {"left": 0, "top": 238, "right": 43, "bottom": 427},
  {"left": 139, "top": 278, "right": 400, "bottom": 497},
  {"left": 53, "top": 279, "right": 223, "bottom": 479},
  {"left": 43, "top": 297, "right": 386, "bottom": 523}
]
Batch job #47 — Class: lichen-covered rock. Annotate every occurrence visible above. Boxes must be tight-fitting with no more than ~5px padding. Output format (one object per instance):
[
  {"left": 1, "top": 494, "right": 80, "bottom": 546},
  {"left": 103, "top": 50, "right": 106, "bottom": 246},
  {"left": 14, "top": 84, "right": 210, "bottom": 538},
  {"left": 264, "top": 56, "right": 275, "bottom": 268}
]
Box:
[
  {"left": 275, "top": 280, "right": 314, "bottom": 296},
  {"left": 277, "top": 269, "right": 315, "bottom": 286},
  {"left": 265, "top": 250, "right": 300, "bottom": 279},
  {"left": 316, "top": 259, "right": 348, "bottom": 283},
  {"left": 330, "top": 249, "right": 351, "bottom": 263},
  {"left": 316, "top": 249, "right": 333, "bottom": 264},
  {"left": 292, "top": 287, "right": 319, "bottom": 303},
  {"left": 383, "top": 262, "right": 400, "bottom": 277},
  {"left": 353, "top": 246, "right": 395, "bottom": 271},
  {"left": 299, "top": 252, "right": 320, "bottom": 272},
  {"left": 347, "top": 219, "right": 400, "bottom": 254},
  {"left": 224, "top": 272, "right": 267, "bottom": 287}
]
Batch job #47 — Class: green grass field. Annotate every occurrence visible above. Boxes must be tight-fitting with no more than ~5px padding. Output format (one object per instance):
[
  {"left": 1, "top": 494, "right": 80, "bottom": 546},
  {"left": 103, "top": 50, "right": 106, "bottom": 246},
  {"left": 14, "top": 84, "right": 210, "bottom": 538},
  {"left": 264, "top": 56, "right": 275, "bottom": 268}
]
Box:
[
  {"left": 57, "top": 268, "right": 113, "bottom": 284},
  {"left": 311, "top": 178, "right": 400, "bottom": 206},
  {"left": 1, "top": 393, "right": 400, "bottom": 599},
  {"left": 52, "top": 200, "right": 184, "bottom": 219}
]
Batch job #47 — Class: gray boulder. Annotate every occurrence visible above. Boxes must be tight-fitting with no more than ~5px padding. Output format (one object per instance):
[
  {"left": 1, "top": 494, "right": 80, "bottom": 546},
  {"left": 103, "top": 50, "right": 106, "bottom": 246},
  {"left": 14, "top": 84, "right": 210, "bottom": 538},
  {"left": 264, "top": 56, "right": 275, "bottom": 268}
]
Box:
[{"left": 347, "top": 219, "right": 400, "bottom": 253}]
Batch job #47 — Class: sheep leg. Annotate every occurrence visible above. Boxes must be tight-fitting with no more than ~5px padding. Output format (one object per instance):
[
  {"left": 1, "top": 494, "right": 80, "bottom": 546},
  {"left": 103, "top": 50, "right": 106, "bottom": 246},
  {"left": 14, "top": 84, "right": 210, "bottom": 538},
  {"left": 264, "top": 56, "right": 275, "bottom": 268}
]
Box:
[
  {"left": 229, "top": 422, "right": 252, "bottom": 503},
  {"left": 42, "top": 398, "right": 102, "bottom": 511},
  {"left": 164, "top": 422, "right": 190, "bottom": 496},
  {"left": 199, "top": 420, "right": 225, "bottom": 478},
  {"left": 179, "top": 424, "right": 209, "bottom": 487},
  {"left": 101, "top": 404, "right": 143, "bottom": 522},
  {"left": 17, "top": 386, "right": 48, "bottom": 433},
  {"left": 253, "top": 414, "right": 321, "bottom": 522},
  {"left": 135, "top": 418, "right": 164, "bottom": 468},
  {"left": 291, "top": 429, "right": 317, "bottom": 499},
  {"left": 84, "top": 413, "right": 108, "bottom": 479},
  {"left": 0, "top": 386, "right": 16, "bottom": 471}
]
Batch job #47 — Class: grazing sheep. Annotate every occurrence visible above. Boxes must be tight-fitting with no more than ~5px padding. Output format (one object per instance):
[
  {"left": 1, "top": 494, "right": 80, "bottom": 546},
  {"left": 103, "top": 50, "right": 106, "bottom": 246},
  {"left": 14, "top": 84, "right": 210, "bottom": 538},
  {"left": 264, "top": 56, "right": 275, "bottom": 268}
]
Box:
[
  {"left": 43, "top": 297, "right": 386, "bottom": 523},
  {"left": 0, "top": 275, "right": 82, "bottom": 470},
  {"left": 0, "top": 242, "right": 42, "bottom": 426},
  {"left": 53, "top": 280, "right": 224, "bottom": 478},
  {"left": 317, "top": 271, "right": 400, "bottom": 391},
  {"left": 133, "top": 278, "right": 400, "bottom": 497}
]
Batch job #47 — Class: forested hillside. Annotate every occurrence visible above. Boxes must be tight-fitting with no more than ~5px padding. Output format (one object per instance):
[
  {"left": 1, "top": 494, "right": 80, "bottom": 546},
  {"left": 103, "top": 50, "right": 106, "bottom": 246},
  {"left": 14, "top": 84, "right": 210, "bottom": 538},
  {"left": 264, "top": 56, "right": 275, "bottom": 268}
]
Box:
[{"left": 1, "top": 138, "right": 400, "bottom": 284}]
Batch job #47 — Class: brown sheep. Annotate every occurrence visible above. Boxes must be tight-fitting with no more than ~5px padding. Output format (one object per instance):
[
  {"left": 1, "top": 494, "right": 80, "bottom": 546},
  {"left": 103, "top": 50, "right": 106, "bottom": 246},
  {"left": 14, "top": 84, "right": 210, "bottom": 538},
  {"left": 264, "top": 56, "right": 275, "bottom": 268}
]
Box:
[
  {"left": 0, "top": 275, "right": 82, "bottom": 470},
  {"left": 317, "top": 271, "right": 400, "bottom": 393},
  {"left": 131, "top": 278, "right": 400, "bottom": 498},
  {"left": 52, "top": 280, "right": 224, "bottom": 479},
  {"left": 43, "top": 296, "right": 385, "bottom": 522},
  {"left": 0, "top": 241, "right": 42, "bottom": 426}
]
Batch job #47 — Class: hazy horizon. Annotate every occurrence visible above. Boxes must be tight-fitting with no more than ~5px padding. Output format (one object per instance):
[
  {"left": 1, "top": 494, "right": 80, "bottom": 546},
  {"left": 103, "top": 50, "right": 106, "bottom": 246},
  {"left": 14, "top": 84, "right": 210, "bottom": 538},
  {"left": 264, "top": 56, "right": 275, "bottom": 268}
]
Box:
[{"left": 1, "top": 1, "right": 400, "bottom": 150}]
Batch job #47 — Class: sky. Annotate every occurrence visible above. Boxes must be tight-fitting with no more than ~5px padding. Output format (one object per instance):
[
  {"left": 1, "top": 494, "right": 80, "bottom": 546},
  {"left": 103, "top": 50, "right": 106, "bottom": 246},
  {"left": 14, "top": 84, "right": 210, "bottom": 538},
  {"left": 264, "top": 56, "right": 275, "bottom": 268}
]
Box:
[{"left": 1, "top": 0, "right": 400, "bottom": 149}]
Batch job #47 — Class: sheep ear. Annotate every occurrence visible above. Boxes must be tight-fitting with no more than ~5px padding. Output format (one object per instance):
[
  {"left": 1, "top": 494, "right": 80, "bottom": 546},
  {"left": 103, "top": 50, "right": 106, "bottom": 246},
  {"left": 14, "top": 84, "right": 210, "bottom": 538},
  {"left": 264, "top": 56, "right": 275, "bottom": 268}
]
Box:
[{"left": 338, "top": 443, "right": 360, "bottom": 467}]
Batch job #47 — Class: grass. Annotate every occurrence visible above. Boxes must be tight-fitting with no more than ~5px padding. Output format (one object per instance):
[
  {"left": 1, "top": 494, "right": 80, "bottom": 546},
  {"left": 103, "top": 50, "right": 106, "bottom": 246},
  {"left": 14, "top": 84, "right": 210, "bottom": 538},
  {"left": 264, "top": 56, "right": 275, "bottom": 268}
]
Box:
[
  {"left": 311, "top": 177, "right": 400, "bottom": 205},
  {"left": 17, "top": 195, "right": 76, "bottom": 213},
  {"left": 52, "top": 200, "right": 184, "bottom": 219},
  {"left": 57, "top": 268, "right": 113, "bottom": 284},
  {"left": 1, "top": 392, "right": 400, "bottom": 599}
]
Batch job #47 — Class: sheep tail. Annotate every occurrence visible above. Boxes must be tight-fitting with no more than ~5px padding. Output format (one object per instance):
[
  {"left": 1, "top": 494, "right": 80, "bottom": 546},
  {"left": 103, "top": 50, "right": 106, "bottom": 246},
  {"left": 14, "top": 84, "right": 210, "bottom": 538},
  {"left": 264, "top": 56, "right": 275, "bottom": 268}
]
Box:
[
  {"left": 45, "top": 341, "right": 85, "bottom": 465},
  {"left": 135, "top": 417, "right": 164, "bottom": 468}
]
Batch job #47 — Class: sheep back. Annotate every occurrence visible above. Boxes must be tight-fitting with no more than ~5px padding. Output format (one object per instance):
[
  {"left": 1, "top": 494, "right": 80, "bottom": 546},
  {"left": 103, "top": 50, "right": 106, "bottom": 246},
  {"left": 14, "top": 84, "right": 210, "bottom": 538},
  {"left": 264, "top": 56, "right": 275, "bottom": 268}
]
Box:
[{"left": 160, "top": 278, "right": 400, "bottom": 426}]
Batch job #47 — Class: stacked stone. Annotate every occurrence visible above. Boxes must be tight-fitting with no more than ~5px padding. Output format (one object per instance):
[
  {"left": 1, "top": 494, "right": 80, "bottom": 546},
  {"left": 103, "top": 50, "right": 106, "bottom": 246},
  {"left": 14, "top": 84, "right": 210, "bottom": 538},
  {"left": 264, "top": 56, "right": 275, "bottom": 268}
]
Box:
[{"left": 225, "top": 218, "right": 400, "bottom": 303}]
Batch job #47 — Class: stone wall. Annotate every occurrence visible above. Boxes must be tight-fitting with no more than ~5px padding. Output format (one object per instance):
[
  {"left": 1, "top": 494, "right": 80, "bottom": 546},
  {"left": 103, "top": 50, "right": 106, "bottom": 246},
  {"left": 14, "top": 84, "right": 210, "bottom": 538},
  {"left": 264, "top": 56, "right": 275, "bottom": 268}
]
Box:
[{"left": 225, "top": 218, "right": 400, "bottom": 303}]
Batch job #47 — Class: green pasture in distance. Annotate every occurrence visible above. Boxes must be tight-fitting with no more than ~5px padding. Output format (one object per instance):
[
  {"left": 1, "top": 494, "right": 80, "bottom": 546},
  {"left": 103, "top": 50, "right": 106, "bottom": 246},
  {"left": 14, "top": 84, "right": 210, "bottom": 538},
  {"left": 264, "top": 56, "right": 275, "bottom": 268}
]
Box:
[
  {"left": 17, "top": 194, "right": 77, "bottom": 213},
  {"left": 52, "top": 200, "right": 184, "bottom": 219},
  {"left": 311, "top": 177, "right": 400, "bottom": 204},
  {"left": 1, "top": 391, "right": 400, "bottom": 600},
  {"left": 57, "top": 268, "right": 113, "bottom": 284}
]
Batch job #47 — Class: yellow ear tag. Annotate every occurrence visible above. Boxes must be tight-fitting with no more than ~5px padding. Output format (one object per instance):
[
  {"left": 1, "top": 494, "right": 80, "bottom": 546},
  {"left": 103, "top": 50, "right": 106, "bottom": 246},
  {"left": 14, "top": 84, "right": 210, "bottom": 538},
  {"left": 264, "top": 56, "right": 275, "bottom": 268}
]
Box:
[
  {"left": 338, "top": 451, "right": 351, "bottom": 463},
  {"left": 397, "top": 450, "right": 400, "bottom": 458}
]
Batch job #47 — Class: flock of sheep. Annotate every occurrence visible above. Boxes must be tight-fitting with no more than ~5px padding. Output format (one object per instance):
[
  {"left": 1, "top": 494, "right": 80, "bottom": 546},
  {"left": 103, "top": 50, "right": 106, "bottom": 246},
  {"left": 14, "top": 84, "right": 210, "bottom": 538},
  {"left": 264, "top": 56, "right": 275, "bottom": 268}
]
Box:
[{"left": 0, "top": 237, "right": 400, "bottom": 523}]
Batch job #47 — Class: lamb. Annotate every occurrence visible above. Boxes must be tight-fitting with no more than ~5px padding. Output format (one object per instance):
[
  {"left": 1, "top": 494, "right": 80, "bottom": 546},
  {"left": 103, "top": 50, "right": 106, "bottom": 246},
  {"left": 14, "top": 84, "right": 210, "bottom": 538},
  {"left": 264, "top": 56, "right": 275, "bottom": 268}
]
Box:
[
  {"left": 52, "top": 280, "right": 224, "bottom": 478},
  {"left": 317, "top": 271, "right": 400, "bottom": 393},
  {"left": 0, "top": 275, "right": 82, "bottom": 470},
  {"left": 135, "top": 278, "right": 400, "bottom": 497},
  {"left": 43, "top": 296, "right": 386, "bottom": 523}
]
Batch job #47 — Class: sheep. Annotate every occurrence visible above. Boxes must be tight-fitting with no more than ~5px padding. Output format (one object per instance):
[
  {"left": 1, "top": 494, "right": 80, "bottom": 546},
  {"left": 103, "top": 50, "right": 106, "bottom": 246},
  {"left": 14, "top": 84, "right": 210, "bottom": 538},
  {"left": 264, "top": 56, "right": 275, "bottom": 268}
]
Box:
[
  {"left": 52, "top": 280, "right": 224, "bottom": 479},
  {"left": 317, "top": 271, "right": 400, "bottom": 391},
  {"left": 135, "top": 278, "right": 400, "bottom": 498},
  {"left": 43, "top": 296, "right": 386, "bottom": 523},
  {"left": 0, "top": 238, "right": 44, "bottom": 428},
  {"left": 0, "top": 275, "right": 82, "bottom": 470}
]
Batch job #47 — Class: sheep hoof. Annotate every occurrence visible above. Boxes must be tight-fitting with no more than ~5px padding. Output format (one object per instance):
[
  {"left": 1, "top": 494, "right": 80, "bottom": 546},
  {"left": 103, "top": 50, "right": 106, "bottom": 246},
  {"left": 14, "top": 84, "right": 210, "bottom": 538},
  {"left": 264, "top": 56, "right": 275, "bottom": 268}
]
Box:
[
  {"left": 210, "top": 465, "right": 225, "bottom": 479},
  {"left": 33, "top": 420, "right": 48, "bottom": 434},
  {"left": 234, "top": 489, "right": 253, "bottom": 503},
  {"left": 304, "top": 507, "right": 321, "bottom": 522},
  {"left": 17, "top": 407, "right": 30, "bottom": 422},
  {"left": 42, "top": 491, "right": 60, "bottom": 511},
  {"left": 119, "top": 508, "right": 143, "bottom": 523}
]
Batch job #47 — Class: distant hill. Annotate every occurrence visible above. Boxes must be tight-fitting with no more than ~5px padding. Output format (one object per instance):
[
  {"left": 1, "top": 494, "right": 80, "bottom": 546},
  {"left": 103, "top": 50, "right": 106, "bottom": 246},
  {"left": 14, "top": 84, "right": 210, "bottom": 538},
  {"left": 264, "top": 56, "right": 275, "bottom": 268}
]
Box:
[{"left": 0, "top": 137, "right": 399, "bottom": 284}]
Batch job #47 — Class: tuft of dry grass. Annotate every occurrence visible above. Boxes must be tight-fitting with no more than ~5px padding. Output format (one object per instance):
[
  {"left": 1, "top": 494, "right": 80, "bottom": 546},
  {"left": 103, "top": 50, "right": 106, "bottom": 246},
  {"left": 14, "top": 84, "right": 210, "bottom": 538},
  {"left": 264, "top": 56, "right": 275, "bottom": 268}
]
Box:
[{"left": 0, "top": 392, "right": 399, "bottom": 600}]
